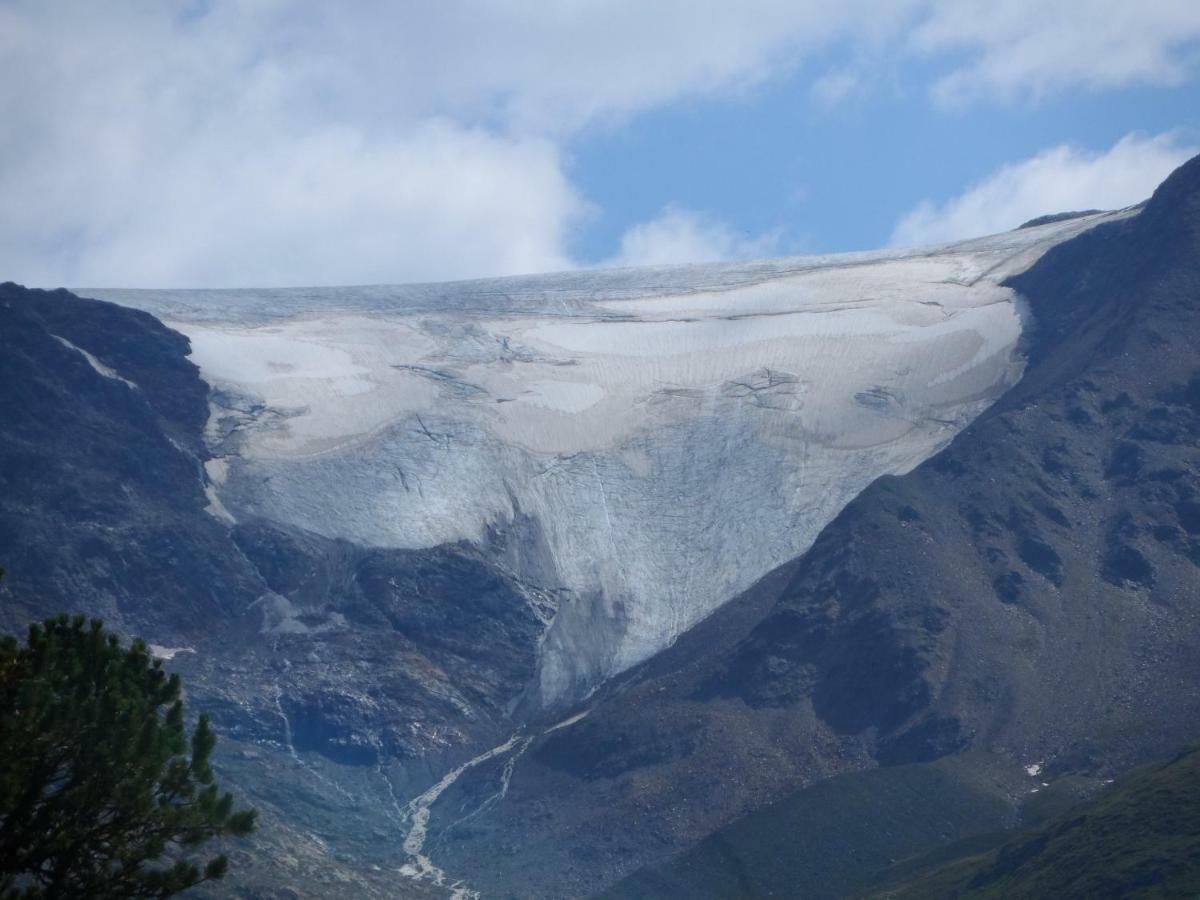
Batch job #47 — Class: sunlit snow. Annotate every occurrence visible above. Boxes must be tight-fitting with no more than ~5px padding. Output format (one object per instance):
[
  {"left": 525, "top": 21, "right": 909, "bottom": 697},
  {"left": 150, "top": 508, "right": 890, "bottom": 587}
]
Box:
[{"left": 87, "top": 211, "right": 1126, "bottom": 706}]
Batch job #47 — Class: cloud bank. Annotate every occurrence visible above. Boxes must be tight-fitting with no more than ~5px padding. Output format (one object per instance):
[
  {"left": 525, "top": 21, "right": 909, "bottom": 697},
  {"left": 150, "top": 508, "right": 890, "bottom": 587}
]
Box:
[
  {"left": 912, "top": 1, "right": 1200, "bottom": 106},
  {"left": 890, "top": 132, "right": 1199, "bottom": 247},
  {"left": 2, "top": 1, "right": 1198, "bottom": 287}
]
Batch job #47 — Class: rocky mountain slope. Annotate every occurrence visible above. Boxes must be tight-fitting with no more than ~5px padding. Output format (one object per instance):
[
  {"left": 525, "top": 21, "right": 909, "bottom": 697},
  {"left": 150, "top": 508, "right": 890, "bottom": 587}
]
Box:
[
  {"left": 0, "top": 283, "right": 549, "bottom": 896},
  {"left": 1, "top": 152, "right": 1197, "bottom": 898},
  {"left": 606, "top": 744, "right": 1200, "bottom": 899},
  {"left": 422, "top": 155, "right": 1200, "bottom": 896},
  {"left": 870, "top": 745, "right": 1200, "bottom": 899}
]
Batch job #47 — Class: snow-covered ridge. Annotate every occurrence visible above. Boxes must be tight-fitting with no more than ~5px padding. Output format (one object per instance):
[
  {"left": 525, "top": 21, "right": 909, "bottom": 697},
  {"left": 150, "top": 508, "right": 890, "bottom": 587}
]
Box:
[{"left": 85, "top": 211, "right": 1127, "bottom": 707}]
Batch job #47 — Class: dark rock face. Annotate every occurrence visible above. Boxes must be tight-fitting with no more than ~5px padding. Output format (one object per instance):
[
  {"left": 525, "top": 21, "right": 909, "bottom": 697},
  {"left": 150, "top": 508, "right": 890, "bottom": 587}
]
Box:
[
  {"left": 1018, "top": 209, "right": 1105, "bottom": 229},
  {"left": 0, "top": 282, "right": 550, "bottom": 895},
  {"left": 0, "top": 283, "right": 258, "bottom": 637},
  {"left": 432, "top": 155, "right": 1200, "bottom": 897}
]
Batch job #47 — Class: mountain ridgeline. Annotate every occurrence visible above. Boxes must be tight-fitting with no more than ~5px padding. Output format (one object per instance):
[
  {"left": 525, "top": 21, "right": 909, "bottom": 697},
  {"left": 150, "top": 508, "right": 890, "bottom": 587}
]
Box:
[{"left": 1, "top": 153, "right": 1198, "bottom": 898}]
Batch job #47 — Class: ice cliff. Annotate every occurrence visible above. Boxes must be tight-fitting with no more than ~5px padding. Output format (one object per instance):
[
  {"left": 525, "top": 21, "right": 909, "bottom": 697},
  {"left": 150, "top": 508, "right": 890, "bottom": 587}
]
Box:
[{"left": 88, "top": 211, "right": 1125, "bottom": 707}]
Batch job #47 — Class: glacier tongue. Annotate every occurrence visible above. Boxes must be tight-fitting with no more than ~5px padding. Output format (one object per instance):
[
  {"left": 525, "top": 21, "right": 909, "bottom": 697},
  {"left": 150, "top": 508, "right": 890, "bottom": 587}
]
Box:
[{"left": 86, "top": 212, "right": 1124, "bottom": 707}]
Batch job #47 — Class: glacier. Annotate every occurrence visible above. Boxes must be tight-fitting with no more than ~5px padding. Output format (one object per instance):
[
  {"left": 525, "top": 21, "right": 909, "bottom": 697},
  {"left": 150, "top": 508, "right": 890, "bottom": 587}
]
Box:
[{"left": 87, "top": 211, "right": 1125, "bottom": 708}]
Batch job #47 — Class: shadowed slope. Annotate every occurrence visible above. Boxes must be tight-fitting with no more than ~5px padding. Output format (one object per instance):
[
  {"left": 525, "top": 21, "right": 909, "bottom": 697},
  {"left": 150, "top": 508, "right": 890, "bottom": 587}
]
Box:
[
  {"left": 436, "top": 154, "right": 1200, "bottom": 897},
  {"left": 871, "top": 746, "right": 1200, "bottom": 899}
]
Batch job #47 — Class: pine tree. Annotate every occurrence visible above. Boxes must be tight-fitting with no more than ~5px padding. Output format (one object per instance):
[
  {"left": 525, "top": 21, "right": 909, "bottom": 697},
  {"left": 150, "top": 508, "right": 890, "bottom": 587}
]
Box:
[{"left": 0, "top": 614, "right": 256, "bottom": 897}]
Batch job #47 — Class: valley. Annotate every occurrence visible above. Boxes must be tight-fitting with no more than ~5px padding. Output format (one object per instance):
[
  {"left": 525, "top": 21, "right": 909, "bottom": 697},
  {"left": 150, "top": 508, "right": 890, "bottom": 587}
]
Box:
[{"left": 2, "top": 155, "right": 1198, "bottom": 897}]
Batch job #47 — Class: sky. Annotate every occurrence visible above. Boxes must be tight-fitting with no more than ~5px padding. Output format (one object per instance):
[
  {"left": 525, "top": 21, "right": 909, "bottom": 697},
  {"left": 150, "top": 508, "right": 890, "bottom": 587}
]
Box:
[{"left": 1, "top": 0, "right": 1199, "bottom": 289}]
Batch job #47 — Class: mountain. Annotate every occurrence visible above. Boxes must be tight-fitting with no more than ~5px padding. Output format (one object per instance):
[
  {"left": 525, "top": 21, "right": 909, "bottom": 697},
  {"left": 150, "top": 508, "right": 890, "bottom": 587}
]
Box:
[
  {"left": 85, "top": 213, "right": 1112, "bottom": 711},
  {"left": 606, "top": 745, "right": 1200, "bottom": 900},
  {"left": 0, "top": 153, "right": 1197, "bottom": 898},
  {"left": 0, "top": 283, "right": 543, "bottom": 896},
  {"left": 600, "top": 752, "right": 1041, "bottom": 899},
  {"left": 421, "top": 155, "right": 1200, "bottom": 895}
]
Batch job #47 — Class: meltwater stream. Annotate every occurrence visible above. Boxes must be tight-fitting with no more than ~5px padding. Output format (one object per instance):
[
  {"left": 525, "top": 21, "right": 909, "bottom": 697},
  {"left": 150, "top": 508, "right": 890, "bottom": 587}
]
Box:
[
  {"left": 396, "top": 709, "right": 592, "bottom": 897},
  {"left": 396, "top": 733, "right": 525, "bottom": 898}
]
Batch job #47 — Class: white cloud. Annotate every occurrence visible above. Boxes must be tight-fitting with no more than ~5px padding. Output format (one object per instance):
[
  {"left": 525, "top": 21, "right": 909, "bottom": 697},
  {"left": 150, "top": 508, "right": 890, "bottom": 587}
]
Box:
[
  {"left": 0, "top": 3, "right": 591, "bottom": 287},
  {"left": 263, "top": 0, "right": 921, "bottom": 133},
  {"left": 810, "top": 68, "right": 865, "bottom": 107},
  {"left": 0, "top": 0, "right": 911, "bottom": 288},
  {"left": 890, "top": 132, "right": 1199, "bottom": 247},
  {"left": 3, "top": 118, "right": 583, "bottom": 288},
  {"left": 609, "top": 207, "right": 780, "bottom": 268},
  {"left": 0, "top": 1, "right": 1198, "bottom": 287},
  {"left": 911, "top": 0, "right": 1200, "bottom": 106}
]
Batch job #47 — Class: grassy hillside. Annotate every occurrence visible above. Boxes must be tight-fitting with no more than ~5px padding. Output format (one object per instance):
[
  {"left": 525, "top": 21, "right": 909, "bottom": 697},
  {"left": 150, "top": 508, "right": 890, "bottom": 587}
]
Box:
[
  {"left": 873, "top": 747, "right": 1200, "bottom": 899},
  {"left": 606, "top": 747, "right": 1200, "bottom": 899}
]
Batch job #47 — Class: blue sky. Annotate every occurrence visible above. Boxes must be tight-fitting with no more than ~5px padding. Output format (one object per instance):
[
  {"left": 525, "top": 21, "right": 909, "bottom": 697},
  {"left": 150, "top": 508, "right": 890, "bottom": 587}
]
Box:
[
  {"left": 1, "top": 1, "right": 1199, "bottom": 288},
  {"left": 570, "top": 71, "right": 1200, "bottom": 260}
]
